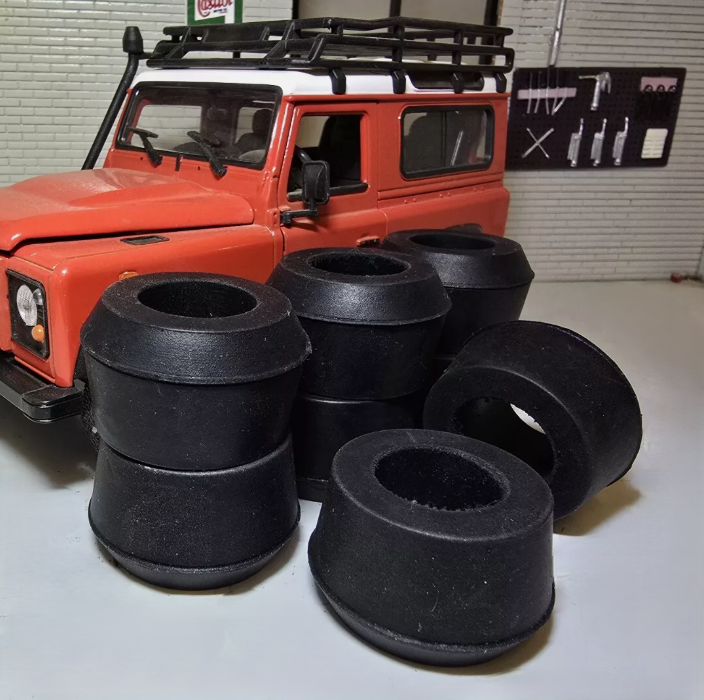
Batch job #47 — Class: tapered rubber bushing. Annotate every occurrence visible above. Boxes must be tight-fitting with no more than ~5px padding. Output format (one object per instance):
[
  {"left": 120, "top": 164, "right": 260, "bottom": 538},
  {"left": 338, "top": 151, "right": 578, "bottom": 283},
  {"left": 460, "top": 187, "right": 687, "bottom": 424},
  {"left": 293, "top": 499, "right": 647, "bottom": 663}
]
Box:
[
  {"left": 267, "top": 248, "right": 450, "bottom": 399},
  {"left": 89, "top": 437, "right": 299, "bottom": 590},
  {"left": 81, "top": 273, "right": 310, "bottom": 470},
  {"left": 292, "top": 391, "right": 423, "bottom": 502},
  {"left": 309, "top": 429, "right": 554, "bottom": 666},
  {"left": 382, "top": 230, "right": 534, "bottom": 355},
  {"left": 424, "top": 321, "right": 642, "bottom": 519}
]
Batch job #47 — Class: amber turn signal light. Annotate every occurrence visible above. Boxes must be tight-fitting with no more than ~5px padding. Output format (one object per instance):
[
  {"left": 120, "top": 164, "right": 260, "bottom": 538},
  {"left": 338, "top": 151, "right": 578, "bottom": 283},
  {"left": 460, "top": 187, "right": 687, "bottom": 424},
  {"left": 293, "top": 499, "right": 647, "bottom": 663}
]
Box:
[{"left": 31, "top": 324, "right": 45, "bottom": 343}]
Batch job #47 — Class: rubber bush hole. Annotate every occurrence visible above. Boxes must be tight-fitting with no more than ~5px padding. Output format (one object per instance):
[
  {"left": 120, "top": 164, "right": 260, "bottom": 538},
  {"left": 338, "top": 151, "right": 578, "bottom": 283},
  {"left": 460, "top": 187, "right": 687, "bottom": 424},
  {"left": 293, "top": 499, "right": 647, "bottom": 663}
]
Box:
[
  {"left": 310, "top": 252, "right": 407, "bottom": 276},
  {"left": 138, "top": 281, "right": 258, "bottom": 318},
  {"left": 375, "top": 447, "right": 504, "bottom": 510},
  {"left": 454, "top": 398, "right": 555, "bottom": 480},
  {"left": 409, "top": 232, "right": 497, "bottom": 251}
]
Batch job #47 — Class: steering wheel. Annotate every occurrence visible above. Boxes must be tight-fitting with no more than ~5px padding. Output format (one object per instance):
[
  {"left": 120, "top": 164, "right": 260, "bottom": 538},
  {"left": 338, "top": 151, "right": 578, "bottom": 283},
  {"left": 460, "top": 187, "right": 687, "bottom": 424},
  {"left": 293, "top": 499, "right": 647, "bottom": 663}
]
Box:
[
  {"left": 289, "top": 146, "right": 313, "bottom": 191},
  {"left": 294, "top": 145, "right": 312, "bottom": 164}
]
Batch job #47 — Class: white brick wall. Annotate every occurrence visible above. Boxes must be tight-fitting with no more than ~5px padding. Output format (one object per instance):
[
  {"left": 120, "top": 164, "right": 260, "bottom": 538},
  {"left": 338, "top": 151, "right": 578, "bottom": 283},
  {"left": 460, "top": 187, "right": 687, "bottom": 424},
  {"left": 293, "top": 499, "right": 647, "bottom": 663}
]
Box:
[
  {"left": 500, "top": 0, "right": 704, "bottom": 280},
  {"left": 0, "top": 0, "right": 292, "bottom": 185}
]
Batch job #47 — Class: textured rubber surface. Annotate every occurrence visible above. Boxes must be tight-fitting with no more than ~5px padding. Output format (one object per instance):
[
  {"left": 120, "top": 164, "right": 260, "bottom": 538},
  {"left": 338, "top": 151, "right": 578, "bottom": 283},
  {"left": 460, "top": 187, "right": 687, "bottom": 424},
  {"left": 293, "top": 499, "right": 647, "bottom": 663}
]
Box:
[
  {"left": 317, "top": 576, "right": 556, "bottom": 667},
  {"left": 81, "top": 273, "right": 310, "bottom": 469},
  {"left": 309, "top": 429, "right": 554, "bottom": 665},
  {"left": 424, "top": 321, "right": 643, "bottom": 519},
  {"left": 291, "top": 391, "right": 423, "bottom": 502},
  {"left": 383, "top": 230, "right": 533, "bottom": 355},
  {"left": 92, "top": 513, "right": 297, "bottom": 591},
  {"left": 268, "top": 248, "right": 449, "bottom": 399},
  {"left": 86, "top": 360, "right": 303, "bottom": 470},
  {"left": 383, "top": 230, "right": 533, "bottom": 289},
  {"left": 89, "top": 437, "right": 299, "bottom": 589},
  {"left": 80, "top": 383, "right": 100, "bottom": 452},
  {"left": 81, "top": 273, "right": 310, "bottom": 384}
]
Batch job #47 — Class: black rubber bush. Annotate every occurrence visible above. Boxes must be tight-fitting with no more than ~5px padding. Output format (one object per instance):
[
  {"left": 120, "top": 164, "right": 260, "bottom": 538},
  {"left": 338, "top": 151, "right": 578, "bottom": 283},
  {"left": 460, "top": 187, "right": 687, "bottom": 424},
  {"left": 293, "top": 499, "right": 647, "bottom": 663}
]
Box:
[
  {"left": 89, "top": 436, "right": 299, "bottom": 590},
  {"left": 382, "top": 230, "right": 534, "bottom": 355},
  {"left": 291, "top": 391, "right": 423, "bottom": 502},
  {"left": 267, "top": 248, "right": 450, "bottom": 400},
  {"left": 309, "top": 429, "right": 554, "bottom": 666},
  {"left": 80, "top": 273, "right": 310, "bottom": 470},
  {"left": 423, "top": 321, "right": 642, "bottom": 519}
]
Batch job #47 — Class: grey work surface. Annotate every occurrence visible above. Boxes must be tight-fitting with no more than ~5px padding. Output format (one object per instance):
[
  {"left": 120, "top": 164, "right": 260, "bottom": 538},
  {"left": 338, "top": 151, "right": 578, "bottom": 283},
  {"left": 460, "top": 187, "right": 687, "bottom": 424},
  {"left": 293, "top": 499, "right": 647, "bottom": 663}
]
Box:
[{"left": 1, "top": 281, "right": 703, "bottom": 700}]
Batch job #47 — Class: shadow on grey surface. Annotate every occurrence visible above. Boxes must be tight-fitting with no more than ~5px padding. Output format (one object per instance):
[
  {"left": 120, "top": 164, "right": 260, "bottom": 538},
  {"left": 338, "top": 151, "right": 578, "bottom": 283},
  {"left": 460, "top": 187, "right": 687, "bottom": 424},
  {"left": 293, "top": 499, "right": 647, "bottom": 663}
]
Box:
[
  {"left": 0, "top": 397, "right": 95, "bottom": 487},
  {"left": 93, "top": 524, "right": 301, "bottom": 596},
  {"left": 554, "top": 479, "right": 641, "bottom": 536},
  {"left": 313, "top": 586, "right": 554, "bottom": 675}
]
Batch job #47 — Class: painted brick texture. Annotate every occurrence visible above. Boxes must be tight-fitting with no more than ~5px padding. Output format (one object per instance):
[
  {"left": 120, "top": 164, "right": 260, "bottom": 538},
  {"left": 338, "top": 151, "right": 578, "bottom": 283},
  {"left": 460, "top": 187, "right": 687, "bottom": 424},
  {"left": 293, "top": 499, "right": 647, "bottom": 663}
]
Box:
[
  {"left": 501, "top": 0, "right": 704, "bottom": 279},
  {"left": 0, "top": 0, "right": 291, "bottom": 184}
]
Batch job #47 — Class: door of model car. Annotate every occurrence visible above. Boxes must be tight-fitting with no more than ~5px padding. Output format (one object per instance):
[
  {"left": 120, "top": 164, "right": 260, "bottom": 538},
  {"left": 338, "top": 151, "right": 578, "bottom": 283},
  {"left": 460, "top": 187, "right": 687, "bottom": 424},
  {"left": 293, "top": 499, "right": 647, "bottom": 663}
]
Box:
[{"left": 278, "top": 103, "right": 386, "bottom": 253}]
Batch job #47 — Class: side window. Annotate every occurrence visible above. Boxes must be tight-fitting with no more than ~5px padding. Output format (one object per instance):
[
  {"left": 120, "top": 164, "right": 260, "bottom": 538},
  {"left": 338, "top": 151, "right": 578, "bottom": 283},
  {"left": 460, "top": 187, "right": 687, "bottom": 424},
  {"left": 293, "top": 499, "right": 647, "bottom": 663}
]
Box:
[
  {"left": 401, "top": 107, "right": 493, "bottom": 178},
  {"left": 288, "top": 113, "right": 364, "bottom": 197}
]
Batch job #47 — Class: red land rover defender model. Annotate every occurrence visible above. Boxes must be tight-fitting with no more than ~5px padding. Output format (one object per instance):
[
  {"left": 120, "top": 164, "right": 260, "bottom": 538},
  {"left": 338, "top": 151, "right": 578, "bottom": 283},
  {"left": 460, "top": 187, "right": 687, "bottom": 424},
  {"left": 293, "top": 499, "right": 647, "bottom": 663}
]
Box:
[{"left": 0, "top": 17, "right": 513, "bottom": 424}]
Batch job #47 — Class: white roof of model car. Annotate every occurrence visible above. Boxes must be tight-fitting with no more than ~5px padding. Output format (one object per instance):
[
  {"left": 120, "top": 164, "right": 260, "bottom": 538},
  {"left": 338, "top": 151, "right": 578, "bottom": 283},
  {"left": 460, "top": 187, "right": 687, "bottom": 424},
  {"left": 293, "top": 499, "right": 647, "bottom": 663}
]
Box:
[{"left": 133, "top": 68, "right": 499, "bottom": 96}]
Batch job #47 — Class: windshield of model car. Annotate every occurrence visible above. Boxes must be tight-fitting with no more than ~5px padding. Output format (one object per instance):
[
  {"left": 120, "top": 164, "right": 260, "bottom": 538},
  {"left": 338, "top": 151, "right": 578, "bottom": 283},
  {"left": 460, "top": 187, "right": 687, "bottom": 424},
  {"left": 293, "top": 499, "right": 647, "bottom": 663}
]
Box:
[{"left": 118, "top": 84, "right": 278, "bottom": 169}]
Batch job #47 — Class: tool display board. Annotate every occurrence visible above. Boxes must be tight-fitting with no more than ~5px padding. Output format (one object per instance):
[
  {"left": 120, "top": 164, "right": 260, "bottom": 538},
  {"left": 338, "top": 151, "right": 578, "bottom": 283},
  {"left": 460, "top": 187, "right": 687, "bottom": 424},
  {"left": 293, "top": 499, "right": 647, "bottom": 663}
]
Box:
[{"left": 506, "top": 67, "right": 686, "bottom": 170}]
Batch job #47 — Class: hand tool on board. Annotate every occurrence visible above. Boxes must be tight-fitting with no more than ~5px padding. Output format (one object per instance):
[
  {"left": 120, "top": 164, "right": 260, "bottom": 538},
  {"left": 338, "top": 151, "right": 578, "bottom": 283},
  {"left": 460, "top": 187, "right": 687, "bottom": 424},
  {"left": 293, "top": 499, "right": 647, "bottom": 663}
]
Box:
[
  {"left": 591, "top": 119, "right": 607, "bottom": 166},
  {"left": 613, "top": 117, "right": 629, "bottom": 166},
  {"left": 522, "top": 127, "right": 554, "bottom": 159},
  {"left": 579, "top": 71, "right": 612, "bottom": 111},
  {"left": 568, "top": 118, "right": 584, "bottom": 167}
]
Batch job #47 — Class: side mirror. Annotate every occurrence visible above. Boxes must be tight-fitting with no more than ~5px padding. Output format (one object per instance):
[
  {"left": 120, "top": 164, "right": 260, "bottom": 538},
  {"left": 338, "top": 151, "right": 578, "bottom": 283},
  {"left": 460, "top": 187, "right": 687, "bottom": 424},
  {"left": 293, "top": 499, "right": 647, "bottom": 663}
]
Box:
[
  {"left": 301, "top": 160, "right": 330, "bottom": 208},
  {"left": 281, "top": 160, "right": 331, "bottom": 226}
]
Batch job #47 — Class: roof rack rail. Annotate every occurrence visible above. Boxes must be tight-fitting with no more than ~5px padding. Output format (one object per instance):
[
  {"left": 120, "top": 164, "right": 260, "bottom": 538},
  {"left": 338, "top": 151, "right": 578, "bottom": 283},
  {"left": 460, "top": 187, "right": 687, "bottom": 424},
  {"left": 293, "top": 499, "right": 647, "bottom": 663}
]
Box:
[{"left": 147, "top": 16, "right": 514, "bottom": 94}]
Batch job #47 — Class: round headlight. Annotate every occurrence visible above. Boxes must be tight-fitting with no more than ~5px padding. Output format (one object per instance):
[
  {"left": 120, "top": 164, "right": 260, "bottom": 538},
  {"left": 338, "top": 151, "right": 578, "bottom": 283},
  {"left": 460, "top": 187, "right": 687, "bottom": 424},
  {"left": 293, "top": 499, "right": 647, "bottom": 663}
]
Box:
[{"left": 16, "top": 284, "right": 41, "bottom": 326}]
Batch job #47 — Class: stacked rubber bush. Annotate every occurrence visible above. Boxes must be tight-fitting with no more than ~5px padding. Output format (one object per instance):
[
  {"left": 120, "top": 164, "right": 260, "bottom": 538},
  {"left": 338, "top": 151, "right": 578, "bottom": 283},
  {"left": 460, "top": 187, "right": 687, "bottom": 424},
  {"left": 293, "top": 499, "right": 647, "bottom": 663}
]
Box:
[
  {"left": 77, "top": 231, "right": 643, "bottom": 668},
  {"left": 382, "top": 228, "right": 534, "bottom": 374},
  {"left": 80, "top": 273, "right": 310, "bottom": 590},
  {"left": 267, "top": 248, "right": 450, "bottom": 501}
]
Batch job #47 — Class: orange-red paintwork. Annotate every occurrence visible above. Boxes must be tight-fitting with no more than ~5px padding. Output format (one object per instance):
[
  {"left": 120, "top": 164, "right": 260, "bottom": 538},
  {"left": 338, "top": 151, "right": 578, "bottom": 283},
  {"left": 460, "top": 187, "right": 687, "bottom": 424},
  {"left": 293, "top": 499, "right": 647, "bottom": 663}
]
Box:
[
  {"left": 0, "top": 169, "right": 253, "bottom": 249},
  {"left": 0, "top": 90, "right": 510, "bottom": 389}
]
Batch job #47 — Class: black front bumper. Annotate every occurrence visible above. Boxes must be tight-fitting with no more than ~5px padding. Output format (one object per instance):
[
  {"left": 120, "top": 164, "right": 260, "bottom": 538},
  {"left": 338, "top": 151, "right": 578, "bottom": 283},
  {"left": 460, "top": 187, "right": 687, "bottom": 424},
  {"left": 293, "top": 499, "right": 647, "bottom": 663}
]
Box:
[{"left": 0, "top": 353, "right": 82, "bottom": 423}]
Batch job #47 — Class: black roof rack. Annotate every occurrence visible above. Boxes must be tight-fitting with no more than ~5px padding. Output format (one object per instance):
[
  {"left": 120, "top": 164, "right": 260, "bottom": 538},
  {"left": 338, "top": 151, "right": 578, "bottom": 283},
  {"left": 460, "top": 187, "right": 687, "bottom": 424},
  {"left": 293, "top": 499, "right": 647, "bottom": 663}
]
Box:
[{"left": 147, "top": 16, "right": 514, "bottom": 94}]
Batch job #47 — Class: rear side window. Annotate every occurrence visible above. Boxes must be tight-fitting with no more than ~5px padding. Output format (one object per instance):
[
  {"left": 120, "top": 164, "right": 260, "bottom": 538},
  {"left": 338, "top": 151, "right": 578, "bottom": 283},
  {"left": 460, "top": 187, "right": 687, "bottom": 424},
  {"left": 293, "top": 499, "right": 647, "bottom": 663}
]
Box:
[{"left": 401, "top": 107, "right": 493, "bottom": 178}]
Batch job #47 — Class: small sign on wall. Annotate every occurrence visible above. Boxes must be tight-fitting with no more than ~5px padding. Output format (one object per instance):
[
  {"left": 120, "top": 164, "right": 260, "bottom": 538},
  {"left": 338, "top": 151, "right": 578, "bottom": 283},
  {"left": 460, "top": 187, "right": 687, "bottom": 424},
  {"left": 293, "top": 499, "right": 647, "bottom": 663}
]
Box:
[{"left": 187, "top": 0, "right": 243, "bottom": 24}]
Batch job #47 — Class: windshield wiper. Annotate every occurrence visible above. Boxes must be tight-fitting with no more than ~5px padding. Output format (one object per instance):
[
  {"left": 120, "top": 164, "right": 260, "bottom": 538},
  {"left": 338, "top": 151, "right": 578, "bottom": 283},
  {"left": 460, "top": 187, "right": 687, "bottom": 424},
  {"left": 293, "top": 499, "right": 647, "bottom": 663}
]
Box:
[
  {"left": 187, "top": 131, "right": 227, "bottom": 179},
  {"left": 127, "top": 127, "right": 163, "bottom": 166}
]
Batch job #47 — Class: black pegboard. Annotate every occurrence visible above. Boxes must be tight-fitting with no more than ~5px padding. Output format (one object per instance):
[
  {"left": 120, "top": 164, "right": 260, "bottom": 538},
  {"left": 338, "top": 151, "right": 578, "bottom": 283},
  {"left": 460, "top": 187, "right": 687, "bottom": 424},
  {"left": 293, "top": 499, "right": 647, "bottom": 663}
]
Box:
[{"left": 506, "top": 67, "right": 686, "bottom": 170}]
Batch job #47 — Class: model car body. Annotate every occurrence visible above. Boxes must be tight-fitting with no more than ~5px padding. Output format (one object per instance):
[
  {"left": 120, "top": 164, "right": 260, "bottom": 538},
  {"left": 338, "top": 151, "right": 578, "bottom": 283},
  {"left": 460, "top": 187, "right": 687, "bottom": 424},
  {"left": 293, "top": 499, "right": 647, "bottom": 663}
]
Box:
[{"left": 0, "top": 17, "right": 513, "bottom": 422}]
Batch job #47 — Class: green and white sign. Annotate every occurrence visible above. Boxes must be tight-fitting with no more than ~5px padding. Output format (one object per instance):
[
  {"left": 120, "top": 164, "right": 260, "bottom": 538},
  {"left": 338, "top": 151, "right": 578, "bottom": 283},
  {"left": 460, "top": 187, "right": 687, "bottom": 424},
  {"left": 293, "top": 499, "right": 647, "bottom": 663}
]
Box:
[{"left": 187, "top": 0, "right": 243, "bottom": 24}]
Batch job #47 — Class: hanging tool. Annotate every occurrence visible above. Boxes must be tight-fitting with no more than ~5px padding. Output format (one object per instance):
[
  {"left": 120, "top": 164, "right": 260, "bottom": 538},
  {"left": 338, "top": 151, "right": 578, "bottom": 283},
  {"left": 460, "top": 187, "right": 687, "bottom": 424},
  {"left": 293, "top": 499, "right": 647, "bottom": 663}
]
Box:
[
  {"left": 545, "top": 67, "right": 551, "bottom": 115},
  {"left": 567, "top": 118, "right": 584, "bottom": 167},
  {"left": 612, "top": 117, "right": 629, "bottom": 166},
  {"left": 578, "top": 71, "right": 612, "bottom": 111},
  {"left": 590, "top": 119, "right": 607, "bottom": 166},
  {"left": 534, "top": 71, "right": 542, "bottom": 114},
  {"left": 552, "top": 69, "right": 560, "bottom": 115},
  {"left": 527, "top": 72, "right": 533, "bottom": 114},
  {"left": 548, "top": 0, "right": 568, "bottom": 66},
  {"left": 551, "top": 69, "right": 569, "bottom": 115},
  {"left": 522, "top": 127, "right": 554, "bottom": 159}
]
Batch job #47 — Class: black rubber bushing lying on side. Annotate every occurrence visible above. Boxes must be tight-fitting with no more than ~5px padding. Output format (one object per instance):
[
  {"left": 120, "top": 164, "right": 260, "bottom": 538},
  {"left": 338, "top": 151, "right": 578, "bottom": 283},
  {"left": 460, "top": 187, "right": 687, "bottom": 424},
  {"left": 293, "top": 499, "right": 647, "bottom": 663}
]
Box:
[
  {"left": 309, "top": 429, "right": 554, "bottom": 666},
  {"left": 267, "top": 248, "right": 450, "bottom": 400},
  {"left": 291, "top": 391, "right": 423, "bottom": 502},
  {"left": 89, "top": 437, "right": 299, "bottom": 590},
  {"left": 423, "top": 321, "right": 643, "bottom": 520},
  {"left": 80, "top": 273, "right": 310, "bottom": 470},
  {"left": 382, "top": 230, "right": 534, "bottom": 355}
]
